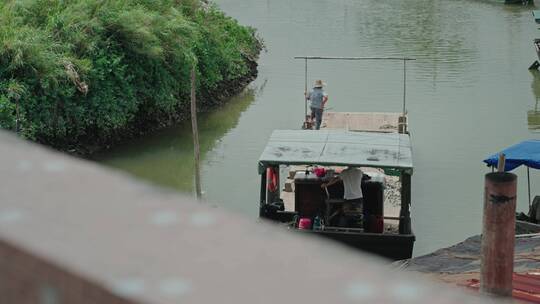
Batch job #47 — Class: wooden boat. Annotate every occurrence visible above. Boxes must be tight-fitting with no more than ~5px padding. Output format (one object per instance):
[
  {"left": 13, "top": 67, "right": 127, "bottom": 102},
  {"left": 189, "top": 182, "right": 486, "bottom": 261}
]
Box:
[
  {"left": 257, "top": 56, "right": 417, "bottom": 260},
  {"left": 257, "top": 122, "right": 415, "bottom": 260},
  {"left": 257, "top": 56, "right": 416, "bottom": 260}
]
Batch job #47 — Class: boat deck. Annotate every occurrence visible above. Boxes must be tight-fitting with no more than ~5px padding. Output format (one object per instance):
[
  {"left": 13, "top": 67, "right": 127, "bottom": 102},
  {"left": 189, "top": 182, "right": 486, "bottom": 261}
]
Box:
[{"left": 321, "top": 111, "right": 405, "bottom": 132}]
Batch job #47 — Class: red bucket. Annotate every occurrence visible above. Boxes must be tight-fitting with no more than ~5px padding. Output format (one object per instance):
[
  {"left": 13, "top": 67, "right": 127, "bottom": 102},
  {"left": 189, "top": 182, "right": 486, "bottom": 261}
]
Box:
[
  {"left": 298, "top": 217, "right": 312, "bottom": 230},
  {"left": 313, "top": 167, "right": 326, "bottom": 178}
]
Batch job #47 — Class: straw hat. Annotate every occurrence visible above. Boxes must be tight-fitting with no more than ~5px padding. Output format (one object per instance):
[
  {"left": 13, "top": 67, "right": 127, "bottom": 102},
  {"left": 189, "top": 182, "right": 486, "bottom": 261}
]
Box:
[{"left": 313, "top": 79, "right": 325, "bottom": 88}]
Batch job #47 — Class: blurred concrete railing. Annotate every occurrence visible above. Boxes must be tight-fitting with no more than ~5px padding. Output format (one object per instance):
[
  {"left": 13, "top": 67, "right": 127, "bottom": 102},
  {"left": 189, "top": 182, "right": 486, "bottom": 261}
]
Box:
[{"left": 0, "top": 131, "right": 491, "bottom": 303}]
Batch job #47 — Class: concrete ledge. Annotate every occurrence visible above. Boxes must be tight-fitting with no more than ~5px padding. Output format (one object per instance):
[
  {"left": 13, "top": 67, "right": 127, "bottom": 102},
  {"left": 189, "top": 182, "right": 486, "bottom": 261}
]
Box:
[{"left": 0, "top": 131, "right": 491, "bottom": 303}]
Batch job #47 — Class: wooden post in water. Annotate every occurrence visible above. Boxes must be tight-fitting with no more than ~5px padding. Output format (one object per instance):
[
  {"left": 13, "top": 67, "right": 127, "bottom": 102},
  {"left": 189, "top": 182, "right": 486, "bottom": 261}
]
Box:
[
  {"left": 481, "top": 154, "right": 516, "bottom": 297},
  {"left": 191, "top": 66, "right": 202, "bottom": 199}
]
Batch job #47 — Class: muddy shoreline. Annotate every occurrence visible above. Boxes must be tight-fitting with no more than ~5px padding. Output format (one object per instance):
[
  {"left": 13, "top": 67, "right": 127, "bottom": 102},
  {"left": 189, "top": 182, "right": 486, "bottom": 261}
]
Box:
[{"left": 398, "top": 221, "right": 540, "bottom": 275}]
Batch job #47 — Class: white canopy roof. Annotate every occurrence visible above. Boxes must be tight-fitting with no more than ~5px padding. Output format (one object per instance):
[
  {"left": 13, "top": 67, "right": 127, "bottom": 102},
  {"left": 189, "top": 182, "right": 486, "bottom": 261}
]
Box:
[{"left": 258, "top": 130, "right": 413, "bottom": 175}]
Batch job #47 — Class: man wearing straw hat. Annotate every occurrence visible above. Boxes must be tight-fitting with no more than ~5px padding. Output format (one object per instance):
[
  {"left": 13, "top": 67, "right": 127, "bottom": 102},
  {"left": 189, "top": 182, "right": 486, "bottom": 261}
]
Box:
[{"left": 305, "top": 79, "right": 328, "bottom": 130}]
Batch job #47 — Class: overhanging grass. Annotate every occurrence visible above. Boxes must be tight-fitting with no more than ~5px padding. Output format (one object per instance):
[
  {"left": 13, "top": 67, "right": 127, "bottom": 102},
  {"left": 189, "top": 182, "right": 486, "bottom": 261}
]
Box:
[{"left": 0, "top": 0, "right": 261, "bottom": 147}]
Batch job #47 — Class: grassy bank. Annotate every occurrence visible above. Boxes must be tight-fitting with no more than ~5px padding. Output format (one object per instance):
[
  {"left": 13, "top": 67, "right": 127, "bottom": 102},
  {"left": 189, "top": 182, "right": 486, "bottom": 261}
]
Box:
[{"left": 0, "top": 0, "right": 262, "bottom": 153}]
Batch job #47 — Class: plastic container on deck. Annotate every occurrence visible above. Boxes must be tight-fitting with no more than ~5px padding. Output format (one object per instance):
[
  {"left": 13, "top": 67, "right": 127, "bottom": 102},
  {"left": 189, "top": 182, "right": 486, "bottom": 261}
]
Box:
[
  {"left": 362, "top": 181, "right": 384, "bottom": 233},
  {"left": 313, "top": 167, "right": 326, "bottom": 178},
  {"left": 298, "top": 217, "right": 312, "bottom": 230},
  {"left": 368, "top": 215, "right": 384, "bottom": 233}
]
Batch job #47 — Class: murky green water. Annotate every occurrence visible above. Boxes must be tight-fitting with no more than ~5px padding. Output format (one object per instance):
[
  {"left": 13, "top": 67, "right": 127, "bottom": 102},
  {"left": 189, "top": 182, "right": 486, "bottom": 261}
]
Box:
[{"left": 95, "top": 0, "right": 540, "bottom": 256}]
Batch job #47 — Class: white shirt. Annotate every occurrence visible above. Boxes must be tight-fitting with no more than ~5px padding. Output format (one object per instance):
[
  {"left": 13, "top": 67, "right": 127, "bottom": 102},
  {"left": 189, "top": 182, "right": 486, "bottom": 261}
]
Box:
[{"left": 340, "top": 167, "right": 363, "bottom": 200}]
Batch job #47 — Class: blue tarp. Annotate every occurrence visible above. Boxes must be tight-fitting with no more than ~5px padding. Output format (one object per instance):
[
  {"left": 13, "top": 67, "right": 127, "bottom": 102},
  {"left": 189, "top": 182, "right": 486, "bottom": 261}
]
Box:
[{"left": 483, "top": 140, "right": 540, "bottom": 171}]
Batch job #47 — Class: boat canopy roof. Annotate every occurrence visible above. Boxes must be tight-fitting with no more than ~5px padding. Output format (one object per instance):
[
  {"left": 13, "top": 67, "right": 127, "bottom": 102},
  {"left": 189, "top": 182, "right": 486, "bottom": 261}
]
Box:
[
  {"left": 258, "top": 130, "right": 413, "bottom": 175},
  {"left": 483, "top": 140, "right": 540, "bottom": 171}
]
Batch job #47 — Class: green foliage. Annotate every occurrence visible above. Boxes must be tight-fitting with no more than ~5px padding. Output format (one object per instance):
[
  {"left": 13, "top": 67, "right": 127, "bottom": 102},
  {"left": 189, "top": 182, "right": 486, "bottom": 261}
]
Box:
[
  {"left": 0, "top": 0, "right": 260, "bottom": 146},
  {"left": 0, "top": 95, "right": 16, "bottom": 130}
]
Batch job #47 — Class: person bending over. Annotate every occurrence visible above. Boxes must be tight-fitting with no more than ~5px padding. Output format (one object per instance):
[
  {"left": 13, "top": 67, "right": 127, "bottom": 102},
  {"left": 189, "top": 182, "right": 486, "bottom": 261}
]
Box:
[{"left": 321, "top": 166, "right": 363, "bottom": 227}]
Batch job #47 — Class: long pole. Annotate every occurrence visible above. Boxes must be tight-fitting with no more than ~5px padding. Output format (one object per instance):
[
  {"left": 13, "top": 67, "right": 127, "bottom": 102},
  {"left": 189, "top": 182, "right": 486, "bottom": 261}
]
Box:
[
  {"left": 528, "top": 167, "right": 532, "bottom": 209},
  {"left": 497, "top": 153, "right": 506, "bottom": 172},
  {"left": 304, "top": 58, "right": 308, "bottom": 119},
  {"left": 294, "top": 56, "right": 415, "bottom": 60},
  {"left": 191, "top": 66, "right": 202, "bottom": 199},
  {"left": 402, "top": 59, "right": 407, "bottom": 114}
]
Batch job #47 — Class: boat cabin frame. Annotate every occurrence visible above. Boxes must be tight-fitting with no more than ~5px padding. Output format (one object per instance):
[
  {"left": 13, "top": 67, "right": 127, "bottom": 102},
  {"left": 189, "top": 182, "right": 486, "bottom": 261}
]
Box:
[
  {"left": 295, "top": 56, "right": 415, "bottom": 121},
  {"left": 257, "top": 129, "right": 415, "bottom": 260}
]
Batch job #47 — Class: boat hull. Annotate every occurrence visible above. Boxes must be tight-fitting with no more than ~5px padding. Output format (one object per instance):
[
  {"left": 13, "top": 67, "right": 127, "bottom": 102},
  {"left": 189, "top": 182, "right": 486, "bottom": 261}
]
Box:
[
  {"left": 297, "top": 229, "right": 415, "bottom": 261},
  {"left": 261, "top": 207, "right": 415, "bottom": 260},
  {"left": 505, "top": 0, "right": 533, "bottom": 4}
]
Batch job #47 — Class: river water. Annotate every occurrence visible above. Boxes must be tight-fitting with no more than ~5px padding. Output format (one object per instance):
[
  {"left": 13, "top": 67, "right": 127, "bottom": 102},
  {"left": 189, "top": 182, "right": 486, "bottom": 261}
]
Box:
[{"left": 94, "top": 0, "right": 540, "bottom": 256}]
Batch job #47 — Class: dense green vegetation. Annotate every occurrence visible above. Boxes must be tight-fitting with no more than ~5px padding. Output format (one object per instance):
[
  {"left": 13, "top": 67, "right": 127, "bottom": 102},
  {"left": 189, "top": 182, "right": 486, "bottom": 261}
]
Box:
[{"left": 0, "top": 0, "right": 261, "bottom": 150}]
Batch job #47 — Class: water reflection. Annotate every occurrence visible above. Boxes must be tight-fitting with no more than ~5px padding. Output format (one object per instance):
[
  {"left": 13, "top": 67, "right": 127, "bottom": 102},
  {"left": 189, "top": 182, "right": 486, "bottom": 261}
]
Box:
[
  {"left": 93, "top": 84, "right": 263, "bottom": 192},
  {"left": 348, "top": 0, "right": 478, "bottom": 82},
  {"left": 529, "top": 70, "right": 540, "bottom": 131}
]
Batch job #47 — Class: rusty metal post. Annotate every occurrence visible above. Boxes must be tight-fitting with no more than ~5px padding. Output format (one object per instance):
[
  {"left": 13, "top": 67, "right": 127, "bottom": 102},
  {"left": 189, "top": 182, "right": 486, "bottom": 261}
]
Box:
[{"left": 480, "top": 171, "right": 517, "bottom": 297}]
